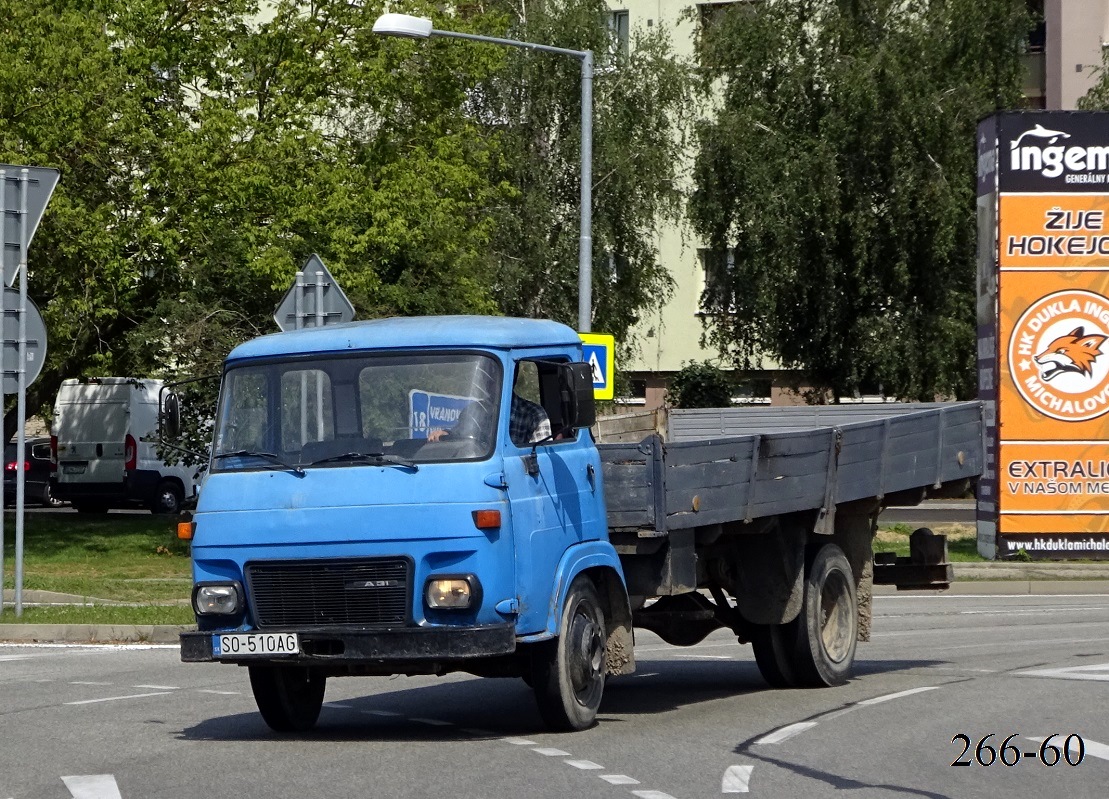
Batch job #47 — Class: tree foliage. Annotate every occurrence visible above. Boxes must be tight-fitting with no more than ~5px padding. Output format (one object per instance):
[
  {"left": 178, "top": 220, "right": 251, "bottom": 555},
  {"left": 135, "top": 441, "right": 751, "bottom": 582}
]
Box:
[
  {"left": 0, "top": 0, "right": 689, "bottom": 437},
  {"left": 1078, "top": 47, "right": 1109, "bottom": 110},
  {"left": 689, "top": 0, "right": 1031, "bottom": 401},
  {"left": 667, "top": 361, "right": 733, "bottom": 408}
]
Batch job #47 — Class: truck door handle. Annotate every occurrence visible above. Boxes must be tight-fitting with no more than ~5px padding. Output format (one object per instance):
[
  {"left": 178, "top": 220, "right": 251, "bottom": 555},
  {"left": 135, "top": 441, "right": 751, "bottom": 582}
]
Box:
[{"left": 587, "top": 463, "right": 596, "bottom": 490}]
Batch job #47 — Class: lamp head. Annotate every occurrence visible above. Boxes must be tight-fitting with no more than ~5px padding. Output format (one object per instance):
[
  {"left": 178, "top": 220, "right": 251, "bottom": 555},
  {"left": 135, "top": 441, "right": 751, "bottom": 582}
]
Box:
[{"left": 372, "top": 13, "right": 434, "bottom": 39}]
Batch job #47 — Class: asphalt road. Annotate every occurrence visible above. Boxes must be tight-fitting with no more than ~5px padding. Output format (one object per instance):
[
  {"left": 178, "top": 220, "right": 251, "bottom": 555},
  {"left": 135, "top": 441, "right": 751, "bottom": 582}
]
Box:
[{"left": 1, "top": 592, "right": 1107, "bottom": 799}]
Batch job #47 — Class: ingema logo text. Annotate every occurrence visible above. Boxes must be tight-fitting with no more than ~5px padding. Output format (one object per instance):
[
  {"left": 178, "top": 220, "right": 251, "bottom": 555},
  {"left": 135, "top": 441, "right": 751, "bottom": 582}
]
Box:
[{"left": 1009, "top": 124, "right": 1109, "bottom": 180}]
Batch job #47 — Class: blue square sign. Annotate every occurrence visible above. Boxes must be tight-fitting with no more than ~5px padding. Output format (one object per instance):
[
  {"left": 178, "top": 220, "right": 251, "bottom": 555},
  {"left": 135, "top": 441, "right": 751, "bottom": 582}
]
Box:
[{"left": 579, "top": 333, "right": 614, "bottom": 400}]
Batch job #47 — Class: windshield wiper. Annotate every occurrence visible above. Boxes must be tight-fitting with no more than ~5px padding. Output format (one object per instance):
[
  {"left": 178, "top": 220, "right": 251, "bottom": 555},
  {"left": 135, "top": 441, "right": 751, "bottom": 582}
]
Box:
[
  {"left": 213, "top": 450, "right": 305, "bottom": 476},
  {"left": 307, "top": 452, "right": 419, "bottom": 471}
]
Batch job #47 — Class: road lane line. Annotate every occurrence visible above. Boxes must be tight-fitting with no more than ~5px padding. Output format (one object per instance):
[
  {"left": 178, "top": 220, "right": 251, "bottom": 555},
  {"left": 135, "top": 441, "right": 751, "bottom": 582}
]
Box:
[
  {"left": 600, "top": 774, "right": 640, "bottom": 785},
  {"left": 70, "top": 681, "right": 112, "bottom": 686},
  {"left": 66, "top": 691, "right": 171, "bottom": 705},
  {"left": 133, "top": 684, "right": 178, "bottom": 690},
  {"left": 722, "top": 765, "right": 754, "bottom": 793},
  {"left": 502, "top": 737, "right": 536, "bottom": 745},
  {"left": 1018, "top": 663, "right": 1109, "bottom": 683},
  {"left": 632, "top": 791, "right": 677, "bottom": 799},
  {"left": 532, "top": 747, "right": 571, "bottom": 757},
  {"left": 565, "top": 760, "right": 603, "bottom": 770},
  {"left": 61, "top": 774, "right": 122, "bottom": 799},
  {"left": 363, "top": 710, "right": 401, "bottom": 717},
  {"left": 755, "top": 722, "right": 818, "bottom": 744},
  {"left": 412, "top": 717, "right": 453, "bottom": 726},
  {"left": 857, "top": 686, "right": 938, "bottom": 705},
  {"left": 196, "top": 690, "right": 239, "bottom": 695}
]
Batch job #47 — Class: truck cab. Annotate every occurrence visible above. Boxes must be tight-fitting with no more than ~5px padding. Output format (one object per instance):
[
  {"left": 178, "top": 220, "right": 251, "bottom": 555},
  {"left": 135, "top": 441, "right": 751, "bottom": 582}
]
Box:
[{"left": 180, "top": 316, "right": 633, "bottom": 732}]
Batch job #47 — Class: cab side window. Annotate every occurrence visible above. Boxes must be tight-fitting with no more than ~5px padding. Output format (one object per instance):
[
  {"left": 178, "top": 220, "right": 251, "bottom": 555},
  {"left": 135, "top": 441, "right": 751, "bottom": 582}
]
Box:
[{"left": 511, "top": 360, "right": 575, "bottom": 446}]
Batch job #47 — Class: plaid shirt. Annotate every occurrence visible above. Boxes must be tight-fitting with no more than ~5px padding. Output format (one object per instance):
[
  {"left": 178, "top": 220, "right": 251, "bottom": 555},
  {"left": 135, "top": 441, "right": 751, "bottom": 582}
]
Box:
[{"left": 509, "top": 394, "right": 551, "bottom": 446}]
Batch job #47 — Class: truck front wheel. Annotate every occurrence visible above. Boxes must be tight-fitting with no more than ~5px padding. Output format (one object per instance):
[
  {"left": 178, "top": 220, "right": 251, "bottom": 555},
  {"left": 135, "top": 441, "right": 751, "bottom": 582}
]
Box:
[
  {"left": 791, "top": 543, "right": 858, "bottom": 687},
  {"left": 248, "top": 665, "right": 326, "bottom": 733},
  {"left": 531, "top": 576, "right": 606, "bottom": 731}
]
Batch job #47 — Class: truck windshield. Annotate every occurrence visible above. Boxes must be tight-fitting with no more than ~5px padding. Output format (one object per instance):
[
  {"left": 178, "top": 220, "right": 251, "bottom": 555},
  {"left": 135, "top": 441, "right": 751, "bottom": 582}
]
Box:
[{"left": 210, "top": 352, "right": 502, "bottom": 471}]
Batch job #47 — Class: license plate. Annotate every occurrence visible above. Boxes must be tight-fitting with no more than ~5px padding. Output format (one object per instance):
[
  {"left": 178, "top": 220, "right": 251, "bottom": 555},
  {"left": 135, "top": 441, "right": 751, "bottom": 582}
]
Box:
[
  {"left": 62, "top": 464, "right": 86, "bottom": 475},
  {"left": 213, "top": 632, "right": 299, "bottom": 658}
]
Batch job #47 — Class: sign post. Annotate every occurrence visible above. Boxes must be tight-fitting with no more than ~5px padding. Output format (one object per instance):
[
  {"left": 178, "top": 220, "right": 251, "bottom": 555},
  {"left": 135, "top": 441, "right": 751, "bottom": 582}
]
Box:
[
  {"left": 977, "top": 112, "right": 1109, "bottom": 560},
  {"left": 274, "top": 255, "right": 355, "bottom": 445},
  {"left": 0, "top": 164, "right": 58, "bottom": 616}
]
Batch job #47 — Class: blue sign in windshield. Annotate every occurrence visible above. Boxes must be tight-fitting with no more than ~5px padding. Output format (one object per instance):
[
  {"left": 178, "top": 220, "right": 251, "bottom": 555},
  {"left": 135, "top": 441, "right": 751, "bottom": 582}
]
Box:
[{"left": 409, "top": 391, "right": 477, "bottom": 439}]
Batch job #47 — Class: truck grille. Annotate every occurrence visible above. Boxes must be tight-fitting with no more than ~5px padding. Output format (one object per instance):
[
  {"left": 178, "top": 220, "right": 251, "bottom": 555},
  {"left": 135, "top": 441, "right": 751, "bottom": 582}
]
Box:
[{"left": 246, "top": 558, "right": 411, "bottom": 629}]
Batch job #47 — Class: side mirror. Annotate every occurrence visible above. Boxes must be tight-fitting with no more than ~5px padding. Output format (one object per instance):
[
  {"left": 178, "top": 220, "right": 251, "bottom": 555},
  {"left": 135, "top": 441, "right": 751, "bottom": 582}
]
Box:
[
  {"left": 559, "top": 362, "right": 596, "bottom": 430},
  {"left": 161, "top": 390, "right": 182, "bottom": 440}
]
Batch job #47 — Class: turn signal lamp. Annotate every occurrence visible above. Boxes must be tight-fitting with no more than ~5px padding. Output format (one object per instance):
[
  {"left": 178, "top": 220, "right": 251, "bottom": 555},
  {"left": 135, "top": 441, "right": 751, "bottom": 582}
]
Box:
[
  {"left": 472, "top": 509, "right": 501, "bottom": 529},
  {"left": 177, "top": 520, "right": 195, "bottom": 540}
]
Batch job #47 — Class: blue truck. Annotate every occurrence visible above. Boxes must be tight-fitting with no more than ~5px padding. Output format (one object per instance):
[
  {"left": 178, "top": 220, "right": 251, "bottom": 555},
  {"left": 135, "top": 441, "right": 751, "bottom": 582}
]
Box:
[{"left": 177, "top": 315, "right": 983, "bottom": 732}]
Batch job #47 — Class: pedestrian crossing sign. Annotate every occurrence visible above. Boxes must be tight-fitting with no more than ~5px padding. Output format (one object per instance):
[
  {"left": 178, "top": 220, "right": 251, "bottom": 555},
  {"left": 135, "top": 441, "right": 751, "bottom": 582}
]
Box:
[{"left": 579, "top": 333, "right": 615, "bottom": 400}]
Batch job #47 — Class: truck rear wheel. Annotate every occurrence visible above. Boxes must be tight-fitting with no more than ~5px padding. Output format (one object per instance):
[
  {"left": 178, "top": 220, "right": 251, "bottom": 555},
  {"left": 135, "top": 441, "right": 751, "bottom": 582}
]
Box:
[
  {"left": 248, "top": 665, "right": 326, "bottom": 733},
  {"left": 790, "top": 543, "right": 857, "bottom": 687},
  {"left": 750, "top": 622, "right": 798, "bottom": 688},
  {"left": 531, "top": 576, "right": 606, "bottom": 731}
]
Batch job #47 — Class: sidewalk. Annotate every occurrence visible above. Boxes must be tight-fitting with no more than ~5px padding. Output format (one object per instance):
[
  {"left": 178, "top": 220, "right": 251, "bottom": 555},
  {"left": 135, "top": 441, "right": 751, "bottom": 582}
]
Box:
[{"left": 3, "top": 563, "right": 1108, "bottom": 644}]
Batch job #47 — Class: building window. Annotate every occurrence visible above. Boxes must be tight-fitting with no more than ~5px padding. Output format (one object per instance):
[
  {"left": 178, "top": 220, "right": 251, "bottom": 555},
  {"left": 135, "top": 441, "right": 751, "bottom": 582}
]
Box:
[
  {"left": 608, "top": 10, "right": 630, "bottom": 61},
  {"left": 698, "top": 247, "right": 736, "bottom": 314}
]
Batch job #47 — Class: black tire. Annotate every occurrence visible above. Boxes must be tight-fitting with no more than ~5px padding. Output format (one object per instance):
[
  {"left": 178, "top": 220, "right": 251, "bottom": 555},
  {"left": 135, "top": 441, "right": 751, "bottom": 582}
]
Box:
[
  {"left": 750, "top": 621, "right": 799, "bottom": 688},
  {"left": 42, "top": 483, "right": 63, "bottom": 508},
  {"left": 150, "top": 480, "right": 183, "bottom": 515},
  {"left": 531, "top": 576, "right": 607, "bottom": 731},
  {"left": 248, "top": 665, "right": 326, "bottom": 733},
  {"left": 790, "top": 543, "right": 858, "bottom": 687}
]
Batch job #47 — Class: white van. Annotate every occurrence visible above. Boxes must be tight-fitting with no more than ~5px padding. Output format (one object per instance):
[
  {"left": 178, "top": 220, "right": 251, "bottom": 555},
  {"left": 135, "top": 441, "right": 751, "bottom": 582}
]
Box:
[{"left": 51, "top": 378, "right": 197, "bottom": 514}]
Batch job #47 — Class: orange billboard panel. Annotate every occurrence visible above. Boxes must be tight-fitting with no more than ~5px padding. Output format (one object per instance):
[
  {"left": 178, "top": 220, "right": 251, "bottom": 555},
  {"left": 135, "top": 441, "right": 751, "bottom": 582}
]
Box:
[{"left": 999, "top": 194, "right": 1109, "bottom": 269}]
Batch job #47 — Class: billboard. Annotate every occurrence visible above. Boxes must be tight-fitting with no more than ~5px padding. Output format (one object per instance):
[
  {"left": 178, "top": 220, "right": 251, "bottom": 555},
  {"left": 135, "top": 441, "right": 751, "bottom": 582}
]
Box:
[{"left": 978, "top": 112, "right": 1109, "bottom": 559}]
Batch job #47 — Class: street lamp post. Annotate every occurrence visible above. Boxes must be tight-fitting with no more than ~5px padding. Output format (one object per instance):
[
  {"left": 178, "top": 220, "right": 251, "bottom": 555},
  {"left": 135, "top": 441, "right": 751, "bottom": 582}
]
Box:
[{"left": 372, "top": 13, "right": 594, "bottom": 333}]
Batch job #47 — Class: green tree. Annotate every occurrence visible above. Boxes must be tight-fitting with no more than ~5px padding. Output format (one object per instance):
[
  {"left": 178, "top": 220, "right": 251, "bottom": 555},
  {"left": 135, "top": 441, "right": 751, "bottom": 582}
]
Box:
[
  {"left": 689, "top": 0, "right": 1031, "bottom": 401},
  {"left": 462, "top": 0, "right": 692, "bottom": 341},
  {"left": 1078, "top": 47, "right": 1109, "bottom": 109},
  {"left": 667, "top": 361, "right": 733, "bottom": 408}
]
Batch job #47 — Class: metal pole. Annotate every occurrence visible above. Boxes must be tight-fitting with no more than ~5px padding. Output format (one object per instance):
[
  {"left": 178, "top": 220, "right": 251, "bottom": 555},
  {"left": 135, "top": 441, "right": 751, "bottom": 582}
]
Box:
[
  {"left": 314, "top": 271, "right": 324, "bottom": 438},
  {"left": 295, "top": 271, "right": 307, "bottom": 445},
  {"left": 578, "top": 51, "right": 593, "bottom": 333},
  {"left": 0, "top": 168, "right": 6, "bottom": 617},
  {"left": 14, "top": 169, "right": 27, "bottom": 617}
]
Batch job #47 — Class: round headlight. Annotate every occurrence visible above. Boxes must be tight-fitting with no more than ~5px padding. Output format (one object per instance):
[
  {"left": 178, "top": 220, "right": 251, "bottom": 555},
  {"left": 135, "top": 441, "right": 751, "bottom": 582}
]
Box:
[
  {"left": 426, "top": 577, "right": 475, "bottom": 609},
  {"left": 194, "top": 583, "right": 241, "bottom": 615}
]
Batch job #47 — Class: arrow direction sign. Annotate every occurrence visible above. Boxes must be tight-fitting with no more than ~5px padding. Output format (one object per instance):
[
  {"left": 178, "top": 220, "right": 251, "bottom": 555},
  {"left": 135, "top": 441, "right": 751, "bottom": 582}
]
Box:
[
  {"left": 579, "top": 332, "right": 615, "bottom": 400},
  {"left": 1, "top": 165, "right": 60, "bottom": 287},
  {"left": 273, "top": 254, "right": 355, "bottom": 332}
]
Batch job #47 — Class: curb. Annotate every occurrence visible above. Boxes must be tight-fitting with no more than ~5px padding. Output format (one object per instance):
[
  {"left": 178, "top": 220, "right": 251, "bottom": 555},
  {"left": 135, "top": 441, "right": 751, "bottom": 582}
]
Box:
[{"left": 0, "top": 624, "right": 193, "bottom": 644}]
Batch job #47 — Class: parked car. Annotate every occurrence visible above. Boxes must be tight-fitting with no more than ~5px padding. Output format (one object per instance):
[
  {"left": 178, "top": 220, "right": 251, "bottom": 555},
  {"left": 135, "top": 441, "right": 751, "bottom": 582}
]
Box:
[{"left": 4, "top": 437, "right": 62, "bottom": 507}]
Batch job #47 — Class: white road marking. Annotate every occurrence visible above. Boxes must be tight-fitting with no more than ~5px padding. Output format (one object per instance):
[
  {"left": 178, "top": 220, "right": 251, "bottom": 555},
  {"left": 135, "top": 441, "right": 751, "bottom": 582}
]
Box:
[
  {"left": 71, "top": 681, "right": 113, "bottom": 686},
  {"left": 0, "top": 654, "right": 33, "bottom": 661},
  {"left": 565, "top": 760, "right": 603, "bottom": 770},
  {"left": 323, "top": 702, "right": 354, "bottom": 709},
  {"left": 363, "top": 710, "right": 401, "bottom": 717},
  {"left": 532, "top": 747, "right": 571, "bottom": 757},
  {"left": 636, "top": 672, "right": 660, "bottom": 678},
  {"left": 502, "top": 737, "right": 536, "bottom": 745},
  {"left": 196, "top": 690, "right": 239, "bottom": 695},
  {"left": 857, "top": 686, "right": 938, "bottom": 706},
  {"left": 412, "top": 717, "right": 453, "bottom": 726},
  {"left": 133, "top": 684, "right": 177, "bottom": 690},
  {"left": 755, "top": 722, "right": 818, "bottom": 744},
  {"left": 1019, "top": 663, "right": 1109, "bottom": 683},
  {"left": 61, "top": 774, "right": 122, "bottom": 799},
  {"left": 65, "top": 691, "right": 172, "bottom": 706},
  {"left": 722, "top": 765, "right": 754, "bottom": 793},
  {"left": 632, "top": 791, "right": 677, "bottom": 799},
  {"left": 1028, "top": 735, "right": 1109, "bottom": 762},
  {"left": 600, "top": 775, "right": 640, "bottom": 785},
  {"left": 689, "top": 655, "right": 733, "bottom": 660}
]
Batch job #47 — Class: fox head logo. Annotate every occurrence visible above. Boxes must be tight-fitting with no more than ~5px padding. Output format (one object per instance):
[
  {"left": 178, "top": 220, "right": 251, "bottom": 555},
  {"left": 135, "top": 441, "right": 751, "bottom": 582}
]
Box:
[{"left": 1034, "top": 326, "right": 1107, "bottom": 382}]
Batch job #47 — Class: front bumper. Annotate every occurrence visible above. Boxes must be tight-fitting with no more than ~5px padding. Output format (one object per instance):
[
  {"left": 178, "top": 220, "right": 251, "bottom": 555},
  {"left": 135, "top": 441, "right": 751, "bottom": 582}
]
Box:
[{"left": 180, "top": 623, "right": 516, "bottom": 665}]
